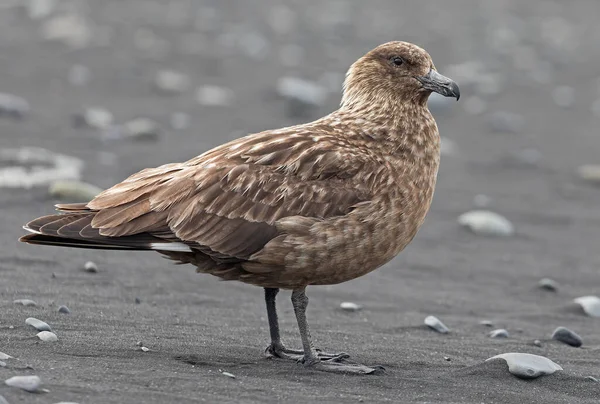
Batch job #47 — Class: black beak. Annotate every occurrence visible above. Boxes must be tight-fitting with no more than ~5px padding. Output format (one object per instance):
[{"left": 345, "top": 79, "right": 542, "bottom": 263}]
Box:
[{"left": 417, "top": 69, "right": 460, "bottom": 101}]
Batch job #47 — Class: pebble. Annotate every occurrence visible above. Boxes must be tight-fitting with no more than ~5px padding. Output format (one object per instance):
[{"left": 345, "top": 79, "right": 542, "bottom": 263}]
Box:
[
  {"left": 339, "top": 302, "right": 361, "bottom": 312},
  {"left": 424, "top": 315, "right": 449, "bottom": 334},
  {"left": 13, "top": 299, "right": 37, "bottom": 307},
  {"left": 486, "top": 111, "right": 525, "bottom": 134},
  {"left": 222, "top": 371, "right": 236, "bottom": 379},
  {"left": 196, "top": 85, "right": 234, "bottom": 107},
  {"left": 37, "top": 331, "right": 58, "bottom": 342},
  {"left": 140, "top": 346, "right": 150, "bottom": 352},
  {"left": 533, "top": 339, "right": 543, "bottom": 347},
  {"left": 479, "top": 320, "right": 494, "bottom": 327},
  {"left": 458, "top": 210, "right": 514, "bottom": 236},
  {"left": 0, "top": 352, "right": 12, "bottom": 360},
  {"left": 0, "top": 361, "right": 6, "bottom": 368},
  {"left": 0, "top": 92, "right": 30, "bottom": 119},
  {"left": 41, "top": 13, "right": 91, "bottom": 49},
  {"left": 577, "top": 165, "right": 600, "bottom": 185},
  {"left": 58, "top": 305, "right": 71, "bottom": 314},
  {"left": 277, "top": 77, "right": 326, "bottom": 108},
  {"left": 573, "top": 295, "right": 600, "bottom": 317},
  {"left": 586, "top": 376, "right": 599, "bottom": 382},
  {"left": 551, "top": 326, "right": 582, "bottom": 347},
  {"left": 538, "top": 278, "right": 559, "bottom": 292},
  {"left": 26, "top": 317, "right": 51, "bottom": 332},
  {"left": 552, "top": 86, "right": 575, "bottom": 108},
  {"left": 486, "top": 353, "right": 562, "bottom": 379},
  {"left": 68, "top": 64, "right": 91, "bottom": 86},
  {"left": 122, "top": 118, "right": 161, "bottom": 141},
  {"left": 4, "top": 375, "right": 43, "bottom": 392},
  {"left": 489, "top": 329, "right": 509, "bottom": 338},
  {"left": 154, "top": 70, "right": 190, "bottom": 95},
  {"left": 73, "top": 107, "right": 113, "bottom": 130},
  {"left": 83, "top": 261, "right": 98, "bottom": 273},
  {"left": 49, "top": 180, "right": 102, "bottom": 202},
  {"left": 170, "top": 112, "right": 190, "bottom": 130}
]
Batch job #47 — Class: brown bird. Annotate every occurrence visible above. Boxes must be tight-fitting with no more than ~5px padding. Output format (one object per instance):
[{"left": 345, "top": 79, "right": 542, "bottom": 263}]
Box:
[{"left": 20, "top": 41, "right": 459, "bottom": 374}]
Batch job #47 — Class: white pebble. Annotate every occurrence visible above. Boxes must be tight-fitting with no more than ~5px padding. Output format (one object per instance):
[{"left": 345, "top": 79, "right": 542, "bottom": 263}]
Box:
[
  {"left": 122, "top": 118, "right": 160, "bottom": 141},
  {"left": 424, "top": 315, "right": 449, "bottom": 334},
  {"left": 84, "top": 261, "right": 98, "bottom": 273},
  {"left": 538, "top": 278, "right": 559, "bottom": 291},
  {"left": 26, "top": 317, "right": 51, "bottom": 332},
  {"left": 458, "top": 210, "right": 514, "bottom": 237},
  {"left": 154, "top": 70, "right": 190, "bottom": 95},
  {"left": 577, "top": 165, "right": 600, "bottom": 185},
  {"left": 0, "top": 352, "right": 12, "bottom": 360},
  {"left": 489, "top": 329, "right": 509, "bottom": 338},
  {"left": 276, "top": 77, "right": 326, "bottom": 107},
  {"left": 37, "top": 331, "right": 58, "bottom": 342},
  {"left": 74, "top": 107, "right": 113, "bottom": 130},
  {"left": 222, "top": 371, "right": 236, "bottom": 379},
  {"left": 487, "top": 353, "right": 562, "bottom": 379},
  {"left": 4, "top": 375, "right": 42, "bottom": 392},
  {"left": 196, "top": 85, "right": 234, "bottom": 107},
  {"left": 573, "top": 296, "right": 600, "bottom": 317},
  {"left": 0, "top": 361, "right": 5, "bottom": 368},
  {"left": 141, "top": 346, "right": 150, "bottom": 352},
  {"left": 339, "top": 302, "right": 361, "bottom": 312},
  {"left": 13, "top": 299, "right": 37, "bottom": 307}
]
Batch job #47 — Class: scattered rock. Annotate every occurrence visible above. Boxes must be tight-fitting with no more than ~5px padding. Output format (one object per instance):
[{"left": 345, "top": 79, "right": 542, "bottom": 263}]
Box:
[
  {"left": 552, "top": 86, "right": 575, "bottom": 108},
  {"left": 83, "top": 261, "right": 98, "bottom": 273},
  {"left": 479, "top": 320, "right": 494, "bottom": 327},
  {"left": 37, "top": 331, "right": 58, "bottom": 342},
  {"left": 0, "top": 92, "right": 30, "bottom": 119},
  {"left": 221, "top": 371, "right": 236, "bottom": 379},
  {"left": 4, "top": 375, "right": 43, "bottom": 392},
  {"left": 68, "top": 64, "right": 91, "bottom": 86},
  {"left": 573, "top": 295, "right": 600, "bottom": 317},
  {"left": 170, "top": 112, "right": 190, "bottom": 130},
  {"left": 551, "top": 326, "right": 582, "bottom": 347},
  {"left": 486, "top": 353, "right": 562, "bottom": 379},
  {"left": 140, "top": 346, "right": 150, "bottom": 352},
  {"left": 0, "top": 352, "right": 12, "bottom": 360},
  {"left": 73, "top": 107, "right": 114, "bottom": 130},
  {"left": 58, "top": 305, "right": 70, "bottom": 314},
  {"left": 538, "top": 278, "right": 559, "bottom": 292},
  {"left": 26, "top": 317, "right": 51, "bottom": 332},
  {"left": 0, "top": 361, "right": 6, "bottom": 368},
  {"left": 586, "top": 376, "right": 599, "bottom": 382},
  {"left": 154, "top": 70, "right": 190, "bottom": 95},
  {"left": 339, "top": 302, "right": 361, "bottom": 312},
  {"left": 489, "top": 329, "right": 509, "bottom": 338},
  {"left": 49, "top": 180, "right": 102, "bottom": 202},
  {"left": 486, "top": 111, "right": 525, "bottom": 134},
  {"left": 424, "top": 315, "right": 449, "bottom": 334},
  {"left": 196, "top": 85, "right": 234, "bottom": 107},
  {"left": 458, "top": 210, "right": 514, "bottom": 236},
  {"left": 122, "top": 118, "right": 161, "bottom": 141},
  {"left": 0, "top": 147, "right": 83, "bottom": 189},
  {"left": 577, "top": 165, "right": 600, "bottom": 185},
  {"left": 13, "top": 299, "right": 37, "bottom": 307},
  {"left": 533, "top": 339, "right": 543, "bottom": 347},
  {"left": 41, "top": 13, "right": 91, "bottom": 49}
]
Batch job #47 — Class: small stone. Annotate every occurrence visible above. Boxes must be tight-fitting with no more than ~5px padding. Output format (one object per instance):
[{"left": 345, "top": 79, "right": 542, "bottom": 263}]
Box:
[
  {"left": 154, "top": 70, "right": 190, "bottom": 95},
  {"left": 458, "top": 210, "right": 514, "bottom": 236},
  {"left": 573, "top": 295, "right": 600, "bottom": 317},
  {"left": 487, "top": 353, "right": 562, "bottom": 379},
  {"left": 58, "top": 305, "right": 71, "bottom": 314},
  {"left": 0, "top": 92, "right": 30, "bottom": 119},
  {"left": 122, "top": 118, "right": 160, "bottom": 141},
  {"left": 339, "top": 302, "right": 361, "bottom": 312},
  {"left": 486, "top": 111, "right": 525, "bottom": 134},
  {"left": 473, "top": 194, "right": 492, "bottom": 208},
  {"left": 49, "top": 180, "right": 103, "bottom": 202},
  {"left": 222, "top": 371, "right": 236, "bottom": 379},
  {"left": 26, "top": 317, "right": 51, "bottom": 332},
  {"left": 4, "top": 375, "right": 42, "bottom": 392},
  {"left": 489, "top": 329, "right": 509, "bottom": 338},
  {"left": 552, "top": 86, "right": 575, "bottom": 108},
  {"left": 196, "top": 85, "right": 234, "bottom": 107},
  {"left": 538, "top": 278, "right": 559, "bottom": 292},
  {"left": 586, "top": 376, "right": 599, "bottom": 382},
  {"left": 443, "top": 356, "right": 451, "bottom": 361},
  {"left": 83, "top": 261, "right": 98, "bottom": 273},
  {"left": 277, "top": 77, "right": 326, "bottom": 108},
  {"left": 68, "top": 64, "right": 91, "bottom": 86},
  {"left": 533, "top": 339, "right": 543, "bottom": 347},
  {"left": 73, "top": 107, "right": 113, "bottom": 130},
  {"left": 551, "top": 326, "right": 582, "bottom": 347},
  {"left": 135, "top": 297, "right": 141, "bottom": 304},
  {"left": 424, "top": 315, "right": 449, "bottom": 334},
  {"left": 577, "top": 165, "right": 600, "bottom": 185},
  {"left": 479, "top": 320, "right": 494, "bottom": 327},
  {"left": 141, "top": 346, "right": 150, "bottom": 352},
  {"left": 136, "top": 341, "right": 143, "bottom": 347},
  {"left": 170, "top": 112, "right": 190, "bottom": 130},
  {"left": 37, "top": 331, "right": 58, "bottom": 342},
  {"left": 0, "top": 361, "right": 6, "bottom": 367},
  {"left": 0, "top": 352, "right": 12, "bottom": 360},
  {"left": 13, "top": 299, "right": 37, "bottom": 307}
]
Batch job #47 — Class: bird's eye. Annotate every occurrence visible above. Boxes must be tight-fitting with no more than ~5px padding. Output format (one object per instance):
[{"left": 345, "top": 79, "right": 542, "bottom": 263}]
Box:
[{"left": 390, "top": 56, "right": 404, "bottom": 67}]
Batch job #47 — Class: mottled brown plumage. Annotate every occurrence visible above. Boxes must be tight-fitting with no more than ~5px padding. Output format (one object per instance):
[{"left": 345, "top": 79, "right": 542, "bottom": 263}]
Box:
[{"left": 20, "top": 41, "right": 459, "bottom": 374}]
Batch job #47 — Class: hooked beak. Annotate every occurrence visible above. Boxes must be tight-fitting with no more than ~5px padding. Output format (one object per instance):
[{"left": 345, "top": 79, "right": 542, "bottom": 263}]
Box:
[{"left": 417, "top": 69, "right": 460, "bottom": 100}]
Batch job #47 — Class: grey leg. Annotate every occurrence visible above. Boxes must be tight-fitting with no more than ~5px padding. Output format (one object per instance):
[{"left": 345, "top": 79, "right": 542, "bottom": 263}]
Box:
[
  {"left": 291, "top": 287, "right": 383, "bottom": 375},
  {"left": 264, "top": 287, "right": 349, "bottom": 362}
]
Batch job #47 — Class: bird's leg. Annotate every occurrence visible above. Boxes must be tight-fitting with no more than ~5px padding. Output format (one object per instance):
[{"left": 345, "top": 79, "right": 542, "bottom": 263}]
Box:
[
  {"left": 264, "top": 287, "right": 348, "bottom": 361},
  {"left": 291, "top": 287, "right": 383, "bottom": 375}
]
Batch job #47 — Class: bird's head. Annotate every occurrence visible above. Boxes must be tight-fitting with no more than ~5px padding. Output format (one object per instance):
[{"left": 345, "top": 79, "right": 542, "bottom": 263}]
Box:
[{"left": 341, "top": 41, "right": 460, "bottom": 110}]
